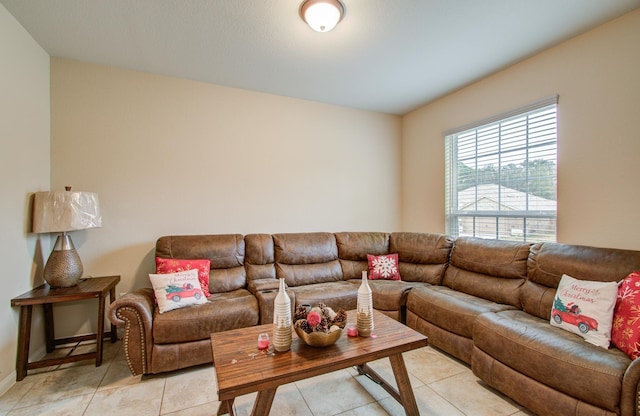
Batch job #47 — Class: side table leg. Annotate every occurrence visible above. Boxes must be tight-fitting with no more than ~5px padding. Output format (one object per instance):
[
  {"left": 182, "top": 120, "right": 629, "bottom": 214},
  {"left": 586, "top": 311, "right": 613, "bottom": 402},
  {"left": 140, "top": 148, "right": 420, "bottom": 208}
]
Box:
[
  {"left": 16, "top": 305, "right": 33, "bottom": 381},
  {"left": 43, "top": 303, "right": 55, "bottom": 353},
  {"left": 96, "top": 294, "right": 106, "bottom": 366},
  {"left": 109, "top": 287, "right": 117, "bottom": 343},
  {"left": 389, "top": 353, "right": 420, "bottom": 416}
]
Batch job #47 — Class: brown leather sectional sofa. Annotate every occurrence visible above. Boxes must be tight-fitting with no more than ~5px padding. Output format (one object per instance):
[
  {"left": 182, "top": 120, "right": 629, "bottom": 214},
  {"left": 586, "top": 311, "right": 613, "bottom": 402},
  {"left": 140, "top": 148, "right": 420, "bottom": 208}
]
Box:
[{"left": 108, "top": 232, "right": 640, "bottom": 416}]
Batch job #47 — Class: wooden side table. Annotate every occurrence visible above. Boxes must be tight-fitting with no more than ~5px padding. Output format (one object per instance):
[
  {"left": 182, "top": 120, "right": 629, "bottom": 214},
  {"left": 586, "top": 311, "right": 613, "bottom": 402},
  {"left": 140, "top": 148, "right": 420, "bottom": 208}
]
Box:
[{"left": 10, "top": 275, "right": 120, "bottom": 381}]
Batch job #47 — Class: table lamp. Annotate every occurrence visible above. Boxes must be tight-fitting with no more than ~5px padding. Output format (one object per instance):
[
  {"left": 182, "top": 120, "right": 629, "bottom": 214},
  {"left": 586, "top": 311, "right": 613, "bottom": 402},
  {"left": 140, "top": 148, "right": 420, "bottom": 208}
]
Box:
[{"left": 32, "top": 187, "right": 102, "bottom": 288}]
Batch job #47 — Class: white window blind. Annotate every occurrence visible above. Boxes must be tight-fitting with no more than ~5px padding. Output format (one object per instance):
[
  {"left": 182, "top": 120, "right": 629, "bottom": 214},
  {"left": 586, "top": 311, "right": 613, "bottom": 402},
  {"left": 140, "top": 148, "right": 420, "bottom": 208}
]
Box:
[{"left": 445, "top": 96, "right": 558, "bottom": 243}]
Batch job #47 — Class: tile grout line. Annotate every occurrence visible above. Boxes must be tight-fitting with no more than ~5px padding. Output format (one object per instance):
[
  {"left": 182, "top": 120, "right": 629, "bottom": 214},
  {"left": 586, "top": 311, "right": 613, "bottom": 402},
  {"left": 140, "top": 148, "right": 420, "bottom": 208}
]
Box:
[
  {"left": 82, "top": 350, "right": 115, "bottom": 416},
  {"left": 292, "top": 379, "right": 316, "bottom": 416},
  {"left": 158, "top": 376, "right": 169, "bottom": 416}
]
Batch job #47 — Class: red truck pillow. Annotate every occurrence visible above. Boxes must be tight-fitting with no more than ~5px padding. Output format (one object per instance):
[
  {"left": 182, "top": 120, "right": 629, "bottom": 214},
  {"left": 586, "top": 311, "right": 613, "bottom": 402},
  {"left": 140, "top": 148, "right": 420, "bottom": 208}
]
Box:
[
  {"left": 550, "top": 274, "right": 618, "bottom": 349},
  {"left": 149, "top": 269, "right": 207, "bottom": 313}
]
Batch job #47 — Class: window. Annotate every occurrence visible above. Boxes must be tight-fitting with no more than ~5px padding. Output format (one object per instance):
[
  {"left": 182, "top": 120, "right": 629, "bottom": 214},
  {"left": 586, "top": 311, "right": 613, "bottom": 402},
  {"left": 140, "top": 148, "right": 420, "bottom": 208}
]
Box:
[{"left": 445, "top": 96, "right": 558, "bottom": 243}]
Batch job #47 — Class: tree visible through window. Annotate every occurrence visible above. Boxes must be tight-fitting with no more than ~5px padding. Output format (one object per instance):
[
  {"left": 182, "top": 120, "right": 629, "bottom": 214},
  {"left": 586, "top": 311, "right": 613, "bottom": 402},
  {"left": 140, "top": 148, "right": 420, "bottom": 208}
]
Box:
[{"left": 444, "top": 97, "right": 557, "bottom": 243}]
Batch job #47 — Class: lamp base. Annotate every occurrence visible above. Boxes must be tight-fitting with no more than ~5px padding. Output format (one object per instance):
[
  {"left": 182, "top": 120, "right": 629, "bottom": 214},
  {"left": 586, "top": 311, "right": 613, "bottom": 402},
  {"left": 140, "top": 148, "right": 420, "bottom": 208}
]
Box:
[{"left": 43, "top": 234, "right": 83, "bottom": 288}]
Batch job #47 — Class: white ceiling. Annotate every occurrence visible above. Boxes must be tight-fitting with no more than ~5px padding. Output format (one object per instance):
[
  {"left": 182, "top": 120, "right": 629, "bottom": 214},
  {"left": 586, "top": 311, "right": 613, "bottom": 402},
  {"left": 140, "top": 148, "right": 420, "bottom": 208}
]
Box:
[{"left": 2, "top": 0, "right": 639, "bottom": 115}]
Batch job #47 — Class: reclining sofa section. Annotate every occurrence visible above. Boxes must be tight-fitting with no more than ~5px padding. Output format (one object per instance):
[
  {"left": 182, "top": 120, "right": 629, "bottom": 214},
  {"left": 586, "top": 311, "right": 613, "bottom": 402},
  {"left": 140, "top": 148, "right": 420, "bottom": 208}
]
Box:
[
  {"left": 109, "top": 232, "right": 451, "bottom": 375},
  {"left": 109, "top": 232, "right": 640, "bottom": 416},
  {"left": 406, "top": 238, "right": 640, "bottom": 416}
]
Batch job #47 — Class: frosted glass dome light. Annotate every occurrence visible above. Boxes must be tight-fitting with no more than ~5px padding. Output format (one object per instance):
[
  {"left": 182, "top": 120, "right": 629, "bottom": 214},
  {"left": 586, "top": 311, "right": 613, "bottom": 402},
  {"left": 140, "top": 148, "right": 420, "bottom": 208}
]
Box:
[{"left": 300, "top": 0, "right": 345, "bottom": 33}]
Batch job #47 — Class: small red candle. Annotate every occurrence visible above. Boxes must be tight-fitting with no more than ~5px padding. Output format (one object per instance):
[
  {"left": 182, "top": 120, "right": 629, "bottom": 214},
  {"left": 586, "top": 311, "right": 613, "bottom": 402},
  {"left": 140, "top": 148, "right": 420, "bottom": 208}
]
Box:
[
  {"left": 257, "top": 333, "right": 270, "bottom": 350},
  {"left": 347, "top": 324, "right": 358, "bottom": 337}
]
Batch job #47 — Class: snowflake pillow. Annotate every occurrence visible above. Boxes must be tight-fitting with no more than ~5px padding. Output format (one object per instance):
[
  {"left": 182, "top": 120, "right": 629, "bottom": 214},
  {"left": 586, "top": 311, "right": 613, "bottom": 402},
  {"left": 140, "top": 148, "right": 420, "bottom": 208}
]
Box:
[
  {"left": 367, "top": 253, "right": 401, "bottom": 281},
  {"left": 550, "top": 274, "right": 618, "bottom": 348},
  {"left": 611, "top": 271, "right": 640, "bottom": 359}
]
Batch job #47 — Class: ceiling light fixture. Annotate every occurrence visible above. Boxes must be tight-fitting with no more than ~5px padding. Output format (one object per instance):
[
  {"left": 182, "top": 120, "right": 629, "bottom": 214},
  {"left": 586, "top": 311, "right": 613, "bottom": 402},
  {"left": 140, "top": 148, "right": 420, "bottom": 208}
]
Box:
[{"left": 300, "top": 0, "right": 345, "bottom": 33}]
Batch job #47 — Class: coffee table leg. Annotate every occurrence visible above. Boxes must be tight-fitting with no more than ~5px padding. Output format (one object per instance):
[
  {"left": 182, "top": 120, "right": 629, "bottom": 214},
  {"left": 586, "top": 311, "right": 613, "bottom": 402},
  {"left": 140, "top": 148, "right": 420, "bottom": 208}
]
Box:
[
  {"left": 357, "top": 363, "right": 402, "bottom": 403},
  {"left": 251, "top": 388, "right": 277, "bottom": 416},
  {"left": 217, "top": 399, "right": 235, "bottom": 416},
  {"left": 389, "top": 353, "right": 420, "bottom": 416}
]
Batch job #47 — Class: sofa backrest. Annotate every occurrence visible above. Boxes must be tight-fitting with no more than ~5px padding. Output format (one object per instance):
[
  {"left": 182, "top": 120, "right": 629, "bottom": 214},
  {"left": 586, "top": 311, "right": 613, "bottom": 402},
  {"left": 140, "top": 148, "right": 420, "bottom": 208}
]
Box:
[
  {"left": 273, "top": 232, "right": 343, "bottom": 287},
  {"left": 155, "top": 234, "right": 246, "bottom": 294},
  {"left": 244, "top": 233, "right": 276, "bottom": 281},
  {"left": 335, "top": 232, "right": 390, "bottom": 279},
  {"left": 443, "top": 237, "right": 531, "bottom": 308},
  {"left": 522, "top": 242, "right": 640, "bottom": 319},
  {"left": 390, "top": 232, "right": 453, "bottom": 284}
]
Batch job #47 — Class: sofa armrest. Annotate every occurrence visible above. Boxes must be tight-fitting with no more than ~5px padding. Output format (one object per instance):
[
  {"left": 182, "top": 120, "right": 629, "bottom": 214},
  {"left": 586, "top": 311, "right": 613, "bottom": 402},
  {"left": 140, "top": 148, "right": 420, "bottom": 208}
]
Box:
[
  {"left": 247, "top": 278, "right": 282, "bottom": 295},
  {"left": 108, "top": 288, "right": 155, "bottom": 376},
  {"left": 252, "top": 287, "right": 296, "bottom": 325},
  {"left": 621, "top": 354, "right": 640, "bottom": 416}
]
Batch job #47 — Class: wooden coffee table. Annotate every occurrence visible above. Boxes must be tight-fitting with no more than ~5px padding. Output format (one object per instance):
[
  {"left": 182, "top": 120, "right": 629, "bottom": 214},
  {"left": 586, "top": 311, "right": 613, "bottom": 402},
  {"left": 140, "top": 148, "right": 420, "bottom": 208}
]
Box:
[{"left": 211, "top": 310, "right": 428, "bottom": 416}]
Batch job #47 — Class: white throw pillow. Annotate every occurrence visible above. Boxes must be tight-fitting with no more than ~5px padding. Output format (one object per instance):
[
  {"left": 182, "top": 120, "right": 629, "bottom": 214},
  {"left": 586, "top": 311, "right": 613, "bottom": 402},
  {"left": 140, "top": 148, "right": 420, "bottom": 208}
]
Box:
[
  {"left": 149, "top": 269, "right": 207, "bottom": 313},
  {"left": 550, "top": 274, "right": 618, "bottom": 348}
]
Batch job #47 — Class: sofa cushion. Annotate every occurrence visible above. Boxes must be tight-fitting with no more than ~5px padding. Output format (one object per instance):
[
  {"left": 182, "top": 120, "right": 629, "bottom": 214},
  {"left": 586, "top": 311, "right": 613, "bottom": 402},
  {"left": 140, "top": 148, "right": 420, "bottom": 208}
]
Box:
[
  {"left": 244, "top": 233, "right": 276, "bottom": 282},
  {"left": 367, "top": 253, "right": 401, "bottom": 280},
  {"left": 550, "top": 274, "right": 618, "bottom": 348},
  {"left": 274, "top": 233, "right": 343, "bottom": 286},
  {"left": 336, "top": 232, "right": 390, "bottom": 280},
  {"left": 522, "top": 242, "right": 640, "bottom": 320},
  {"left": 152, "top": 289, "right": 259, "bottom": 344},
  {"left": 406, "top": 285, "right": 515, "bottom": 339},
  {"left": 149, "top": 270, "right": 207, "bottom": 313},
  {"left": 472, "top": 347, "right": 617, "bottom": 416},
  {"left": 612, "top": 271, "right": 640, "bottom": 359},
  {"left": 390, "top": 232, "right": 453, "bottom": 284},
  {"left": 443, "top": 237, "right": 530, "bottom": 308},
  {"left": 290, "top": 281, "right": 358, "bottom": 311},
  {"left": 156, "top": 235, "right": 246, "bottom": 293},
  {"left": 473, "top": 309, "right": 630, "bottom": 412},
  {"left": 349, "top": 279, "right": 420, "bottom": 311},
  {"left": 274, "top": 232, "right": 338, "bottom": 264},
  {"left": 406, "top": 309, "right": 475, "bottom": 363},
  {"left": 276, "top": 261, "right": 343, "bottom": 287},
  {"left": 155, "top": 257, "right": 211, "bottom": 298}
]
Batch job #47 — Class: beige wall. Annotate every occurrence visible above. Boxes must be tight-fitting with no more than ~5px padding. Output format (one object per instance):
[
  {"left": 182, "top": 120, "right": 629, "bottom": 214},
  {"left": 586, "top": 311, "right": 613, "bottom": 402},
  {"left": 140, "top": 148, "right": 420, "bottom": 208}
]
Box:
[
  {"left": 50, "top": 59, "right": 401, "bottom": 336},
  {"left": 0, "top": 4, "right": 50, "bottom": 393},
  {"left": 402, "top": 9, "right": 640, "bottom": 251},
  {"left": 4, "top": 3, "right": 638, "bottom": 393}
]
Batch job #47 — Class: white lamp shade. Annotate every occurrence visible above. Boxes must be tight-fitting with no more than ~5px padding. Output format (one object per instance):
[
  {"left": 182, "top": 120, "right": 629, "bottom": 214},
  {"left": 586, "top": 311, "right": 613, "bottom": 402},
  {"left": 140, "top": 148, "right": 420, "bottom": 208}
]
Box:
[
  {"left": 301, "top": 0, "right": 344, "bottom": 32},
  {"left": 32, "top": 191, "right": 102, "bottom": 233}
]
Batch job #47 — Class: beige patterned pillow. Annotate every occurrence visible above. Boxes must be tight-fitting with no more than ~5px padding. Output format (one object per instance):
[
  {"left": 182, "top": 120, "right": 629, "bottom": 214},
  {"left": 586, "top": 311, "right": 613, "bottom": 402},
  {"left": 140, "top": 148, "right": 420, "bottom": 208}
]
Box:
[
  {"left": 550, "top": 274, "right": 618, "bottom": 348},
  {"left": 149, "top": 269, "right": 207, "bottom": 313}
]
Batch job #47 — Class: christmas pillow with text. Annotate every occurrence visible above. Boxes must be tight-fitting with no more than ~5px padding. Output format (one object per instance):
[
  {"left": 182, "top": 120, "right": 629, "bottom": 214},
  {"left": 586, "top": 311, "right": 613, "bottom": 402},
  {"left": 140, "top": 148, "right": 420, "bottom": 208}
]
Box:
[
  {"left": 149, "top": 269, "right": 207, "bottom": 313},
  {"left": 550, "top": 274, "right": 618, "bottom": 348}
]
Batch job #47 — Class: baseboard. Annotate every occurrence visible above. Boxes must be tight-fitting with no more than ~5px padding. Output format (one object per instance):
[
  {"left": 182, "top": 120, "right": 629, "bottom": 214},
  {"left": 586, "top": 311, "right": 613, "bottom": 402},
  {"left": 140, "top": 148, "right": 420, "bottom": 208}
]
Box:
[
  {"left": 0, "top": 344, "right": 48, "bottom": 396},
  {"left": 0, "top": 371, "right": 15, "bottom": 397}
]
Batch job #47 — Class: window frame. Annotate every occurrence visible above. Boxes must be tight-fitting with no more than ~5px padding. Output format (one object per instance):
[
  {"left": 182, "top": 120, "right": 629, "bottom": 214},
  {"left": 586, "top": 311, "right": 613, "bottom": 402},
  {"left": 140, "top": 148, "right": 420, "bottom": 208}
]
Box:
[{"left": 444, "top": 95, "right": 558, "bottom": 243}]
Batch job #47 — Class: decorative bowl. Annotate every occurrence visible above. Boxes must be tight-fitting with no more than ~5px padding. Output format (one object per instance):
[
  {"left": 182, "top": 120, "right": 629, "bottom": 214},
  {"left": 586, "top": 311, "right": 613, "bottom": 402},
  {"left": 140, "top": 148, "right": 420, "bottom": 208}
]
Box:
[{"left": 295, "top": 326, "right": 343, "bottom": 347}]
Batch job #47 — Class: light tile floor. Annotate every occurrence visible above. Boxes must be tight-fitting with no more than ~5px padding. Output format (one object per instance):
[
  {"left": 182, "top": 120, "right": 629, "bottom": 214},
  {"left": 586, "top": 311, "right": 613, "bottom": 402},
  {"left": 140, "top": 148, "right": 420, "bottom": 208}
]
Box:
[{"left": 0, "top": 340, "right": 536, "bottom": 416}]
